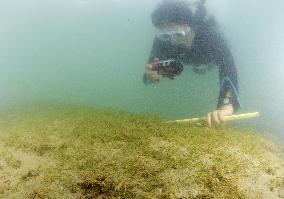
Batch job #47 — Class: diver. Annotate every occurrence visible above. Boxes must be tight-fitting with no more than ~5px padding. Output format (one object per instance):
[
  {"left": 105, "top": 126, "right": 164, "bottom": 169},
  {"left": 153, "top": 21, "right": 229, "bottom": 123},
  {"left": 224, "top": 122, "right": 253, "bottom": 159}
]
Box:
[{"left": 143, "top": 0, "right": 241, "bottom": 127}]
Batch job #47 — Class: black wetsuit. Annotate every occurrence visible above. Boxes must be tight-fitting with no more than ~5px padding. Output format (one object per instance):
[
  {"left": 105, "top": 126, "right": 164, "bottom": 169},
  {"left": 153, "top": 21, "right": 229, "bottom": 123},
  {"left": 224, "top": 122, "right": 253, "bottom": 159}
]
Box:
[{"left": 145, "top": 17, "right": 241, "bottom": 112}]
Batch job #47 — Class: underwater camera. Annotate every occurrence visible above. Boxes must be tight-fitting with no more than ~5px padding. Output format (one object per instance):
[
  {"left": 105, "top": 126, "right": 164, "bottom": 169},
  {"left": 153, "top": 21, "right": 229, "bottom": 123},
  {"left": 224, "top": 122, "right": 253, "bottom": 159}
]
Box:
[{"left": 152, "top": 59, "right": 183, "bottom": 80}]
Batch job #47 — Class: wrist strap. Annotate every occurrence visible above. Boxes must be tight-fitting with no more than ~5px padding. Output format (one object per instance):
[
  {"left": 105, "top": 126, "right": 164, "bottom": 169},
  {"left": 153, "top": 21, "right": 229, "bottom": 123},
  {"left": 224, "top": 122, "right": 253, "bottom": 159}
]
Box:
[{"left": 221, "top": 96, "right": 233, "bottom": 106}]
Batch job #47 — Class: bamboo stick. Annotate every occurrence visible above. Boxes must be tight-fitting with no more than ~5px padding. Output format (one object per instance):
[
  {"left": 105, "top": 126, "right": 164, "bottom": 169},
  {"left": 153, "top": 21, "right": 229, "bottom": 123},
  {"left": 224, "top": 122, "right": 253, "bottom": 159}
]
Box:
[{"left": 169, "top": 112, "right": 260, "bottom": 124}]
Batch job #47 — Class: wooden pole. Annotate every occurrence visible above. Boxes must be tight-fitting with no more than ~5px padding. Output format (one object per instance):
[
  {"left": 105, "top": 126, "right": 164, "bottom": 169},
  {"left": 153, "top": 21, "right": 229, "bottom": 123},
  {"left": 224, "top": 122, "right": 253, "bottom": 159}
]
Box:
[{"left": 168, "top": 112, "right": 260, "bottom": 124}]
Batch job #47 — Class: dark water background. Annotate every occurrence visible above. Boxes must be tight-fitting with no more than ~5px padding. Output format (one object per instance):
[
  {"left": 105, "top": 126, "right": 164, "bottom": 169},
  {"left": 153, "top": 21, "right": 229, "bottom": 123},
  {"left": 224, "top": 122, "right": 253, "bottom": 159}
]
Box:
[{"left": 0, "top": 0, "right": 283, "bottom": 141}]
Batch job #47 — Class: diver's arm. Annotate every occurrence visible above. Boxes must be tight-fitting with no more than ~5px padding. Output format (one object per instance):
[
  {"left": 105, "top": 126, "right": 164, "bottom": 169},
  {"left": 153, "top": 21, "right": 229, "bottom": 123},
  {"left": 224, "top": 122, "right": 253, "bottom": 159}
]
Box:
[
  {"left": 206, "top": 87, "right": 235, "bottom": 127},
  {"left": 147, "top": 38, "right": 172, "bottom": 63},
  {"left": 215, "top": 38, "right": 240, "bottom": 112},
  {"left": 203, "top": 18, "right": 240, "bottom": 126},
  {"left": 143, "top": 39, "right": 162, "bottom": 84},
  {"left": 216, "top": 56, "right": 240, "bottom": 112},
  {"left": 143, "top": 58, "right": 162, "bottom": 84},
  {"left": 143, "top": 38, "right": 170, "bottom": 84}
]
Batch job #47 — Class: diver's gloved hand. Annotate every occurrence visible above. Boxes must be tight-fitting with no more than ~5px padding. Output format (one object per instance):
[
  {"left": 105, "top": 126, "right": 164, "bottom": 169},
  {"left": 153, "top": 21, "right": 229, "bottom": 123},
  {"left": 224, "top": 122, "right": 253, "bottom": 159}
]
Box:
[
  {"left": 143, "top": 58, "right": 162, "bottom": 84},
  {"left": 206, "top": 104, "right": 234, "bottom": 127}
]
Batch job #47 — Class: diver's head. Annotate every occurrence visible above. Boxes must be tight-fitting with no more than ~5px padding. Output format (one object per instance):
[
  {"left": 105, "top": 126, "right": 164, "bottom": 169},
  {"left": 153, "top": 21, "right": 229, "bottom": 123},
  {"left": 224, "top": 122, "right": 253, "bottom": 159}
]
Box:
[{"left": 151, "top": 0, "right": 195, "bottom": 47}]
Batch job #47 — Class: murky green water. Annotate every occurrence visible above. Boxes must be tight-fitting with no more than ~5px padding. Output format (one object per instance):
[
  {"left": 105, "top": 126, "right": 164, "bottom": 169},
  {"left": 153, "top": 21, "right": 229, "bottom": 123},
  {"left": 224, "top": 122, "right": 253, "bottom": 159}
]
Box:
[{"left": 0, "top": 0, "right": 283, "bottom": 140}]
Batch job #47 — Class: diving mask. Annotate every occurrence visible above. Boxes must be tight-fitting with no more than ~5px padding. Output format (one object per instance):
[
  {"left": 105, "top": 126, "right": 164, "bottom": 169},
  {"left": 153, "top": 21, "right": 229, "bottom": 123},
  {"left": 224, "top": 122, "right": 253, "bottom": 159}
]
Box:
[{"left": 155, "top": 26, "right": 191, "bottom": 44}]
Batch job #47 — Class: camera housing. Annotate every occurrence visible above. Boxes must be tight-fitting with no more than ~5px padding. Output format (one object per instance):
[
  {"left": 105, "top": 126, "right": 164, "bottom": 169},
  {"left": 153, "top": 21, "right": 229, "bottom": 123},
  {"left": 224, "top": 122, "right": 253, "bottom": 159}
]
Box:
[{"left": 153, "top": 59, "right": 183, "bottom": 79}]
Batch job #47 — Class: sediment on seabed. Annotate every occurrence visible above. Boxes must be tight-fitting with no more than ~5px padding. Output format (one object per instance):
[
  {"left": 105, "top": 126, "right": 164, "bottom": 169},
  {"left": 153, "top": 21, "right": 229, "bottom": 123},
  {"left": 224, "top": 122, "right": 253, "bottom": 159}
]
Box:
[{"left": 0, "top": 104, "right": 284, "bottom": 199}]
